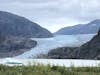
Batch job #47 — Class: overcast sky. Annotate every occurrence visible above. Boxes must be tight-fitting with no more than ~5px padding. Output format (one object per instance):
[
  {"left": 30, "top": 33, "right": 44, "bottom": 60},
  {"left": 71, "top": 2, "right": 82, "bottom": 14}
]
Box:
[{"left": 0, "top": 0, "right": 100, "bottom": 32}]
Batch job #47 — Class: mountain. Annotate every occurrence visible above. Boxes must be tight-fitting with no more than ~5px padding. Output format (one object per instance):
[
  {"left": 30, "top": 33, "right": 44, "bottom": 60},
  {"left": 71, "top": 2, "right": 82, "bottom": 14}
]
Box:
[
  {"left": 0, "top": 11, "right": 53, "bottom": 38},
  {"left": 0, "top": 35, "right": 37, "bottom": 58},
  {"left": 76, "top": 29, "right": 100, "bottom": 59},
  {"left": 0, "top": 11, "right": 53, "bottom": 58},
  {"left": 55, "top": 19, "right": 100, "bottom": 35},
  {"left": 46, "top": 30, "right": 100, "bottom": 59}
]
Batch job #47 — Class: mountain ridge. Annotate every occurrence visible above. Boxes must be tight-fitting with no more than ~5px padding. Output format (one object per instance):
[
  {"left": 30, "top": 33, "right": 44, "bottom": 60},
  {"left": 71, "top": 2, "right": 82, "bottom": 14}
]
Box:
[
  {"left": 0, "top": 11, "right": 53, "bottom": 38},
  {"left": 55, "top": 19, "right": 100, "bottom": 35}
]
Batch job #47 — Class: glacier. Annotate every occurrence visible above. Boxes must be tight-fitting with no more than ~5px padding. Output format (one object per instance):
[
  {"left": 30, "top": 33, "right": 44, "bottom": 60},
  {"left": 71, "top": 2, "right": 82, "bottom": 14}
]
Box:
[{"left": 15, "top": 34, "right": 96, "bottom": 58}]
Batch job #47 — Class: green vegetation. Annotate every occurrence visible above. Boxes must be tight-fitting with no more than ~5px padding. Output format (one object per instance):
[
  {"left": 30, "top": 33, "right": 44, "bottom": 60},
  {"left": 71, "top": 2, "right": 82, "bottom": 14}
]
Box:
[{"left": 0, "top": 64, "right": 100, "bottom": 75}]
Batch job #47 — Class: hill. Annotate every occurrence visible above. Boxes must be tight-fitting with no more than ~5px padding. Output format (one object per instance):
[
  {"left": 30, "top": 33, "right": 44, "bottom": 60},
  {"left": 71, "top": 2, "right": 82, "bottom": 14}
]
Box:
[
  {"left": 0, "top": 11, "right": 53, "bottom": 38},
  {"left": 55, "top": 19, "right": 100, "bottom": 35}
]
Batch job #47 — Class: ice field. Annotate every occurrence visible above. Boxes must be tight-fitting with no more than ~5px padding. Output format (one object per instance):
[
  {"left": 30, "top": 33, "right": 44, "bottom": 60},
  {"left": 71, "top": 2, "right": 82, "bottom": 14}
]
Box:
[{"left": 15, "top": 34, "right": 96, "bottom": 58}]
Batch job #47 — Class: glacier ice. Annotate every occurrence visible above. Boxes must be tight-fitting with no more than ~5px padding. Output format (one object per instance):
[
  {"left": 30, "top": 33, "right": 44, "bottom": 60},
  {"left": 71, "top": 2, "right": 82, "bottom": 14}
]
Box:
[{"left": 15, "top": 34, "right": 96, "bottom": 58}]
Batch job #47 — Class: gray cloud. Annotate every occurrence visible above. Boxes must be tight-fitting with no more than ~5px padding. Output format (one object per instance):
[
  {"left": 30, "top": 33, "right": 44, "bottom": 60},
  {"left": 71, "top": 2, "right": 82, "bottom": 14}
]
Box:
[{"left": 0, "top": 0, "right": 100, "bottom": 32}]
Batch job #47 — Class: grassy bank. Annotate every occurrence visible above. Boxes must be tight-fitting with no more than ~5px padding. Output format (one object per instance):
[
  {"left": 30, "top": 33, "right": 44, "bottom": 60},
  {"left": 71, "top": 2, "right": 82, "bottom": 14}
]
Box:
[{"left": 0, "top": 64, "right": 100, "bottom": 75}]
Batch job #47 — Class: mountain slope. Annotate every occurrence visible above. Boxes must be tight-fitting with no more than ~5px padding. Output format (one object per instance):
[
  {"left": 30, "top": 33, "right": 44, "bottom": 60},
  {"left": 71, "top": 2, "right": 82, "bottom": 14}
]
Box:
[
  {"left": 55, "top": 19, "right": 100, "bottom": 35},
  {"left": 76, "top": 29, "right": 100, "bottom": 59},
  {"left": 0, "top": 35, "right": 37, "bottom": 58},
  {"left": 46, "top": 30, "right": 100, "bottom": 59},
  {"left": 0, "top": 11, "right": 53, "bottom": 38}
]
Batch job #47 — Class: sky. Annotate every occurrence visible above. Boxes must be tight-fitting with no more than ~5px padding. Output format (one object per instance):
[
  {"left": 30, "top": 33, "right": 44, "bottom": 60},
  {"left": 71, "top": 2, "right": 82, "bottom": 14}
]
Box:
[{"left": 0, "top": 0, "right": 100, "bottom": 32}]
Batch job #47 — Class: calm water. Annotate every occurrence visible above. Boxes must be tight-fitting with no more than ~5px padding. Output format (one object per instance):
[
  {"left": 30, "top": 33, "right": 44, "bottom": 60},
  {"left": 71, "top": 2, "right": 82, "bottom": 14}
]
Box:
[{"left": 1, "top": 59, "right": 100, "bottom": 67}]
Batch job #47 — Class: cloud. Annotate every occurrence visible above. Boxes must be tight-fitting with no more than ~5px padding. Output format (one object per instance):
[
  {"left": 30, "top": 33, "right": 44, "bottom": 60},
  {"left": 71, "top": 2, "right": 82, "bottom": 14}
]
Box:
[{"left": 0, "top": 0, "right": 100, "bottom": 32}]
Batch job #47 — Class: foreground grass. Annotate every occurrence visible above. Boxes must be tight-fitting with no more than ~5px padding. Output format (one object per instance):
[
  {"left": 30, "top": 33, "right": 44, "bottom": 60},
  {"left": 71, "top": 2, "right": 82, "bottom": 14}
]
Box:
[{"left": 0, "top": 64, "right": 100, "bottom": 75}]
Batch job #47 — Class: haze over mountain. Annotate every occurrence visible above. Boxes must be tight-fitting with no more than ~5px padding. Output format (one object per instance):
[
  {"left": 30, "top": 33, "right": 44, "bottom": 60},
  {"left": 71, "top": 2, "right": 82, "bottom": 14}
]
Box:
[
  {"left": 55, "top": 19, "right": 100, "bottom": 35},
  {"left": 1, "top": 0, "right": 100, "bottom": 32},
  {"left": 0, "top": 11, "right": 53, "bottom": 38}
]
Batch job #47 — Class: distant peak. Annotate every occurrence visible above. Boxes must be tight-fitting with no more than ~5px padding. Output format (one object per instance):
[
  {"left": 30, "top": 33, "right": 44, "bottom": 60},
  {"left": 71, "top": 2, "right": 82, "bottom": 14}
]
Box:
[
  {"left": 0, "top": 11, "right": 12, "bottom": 13},
  {"left": 90, "top": 19, "right": 100, "bottom": 24}
]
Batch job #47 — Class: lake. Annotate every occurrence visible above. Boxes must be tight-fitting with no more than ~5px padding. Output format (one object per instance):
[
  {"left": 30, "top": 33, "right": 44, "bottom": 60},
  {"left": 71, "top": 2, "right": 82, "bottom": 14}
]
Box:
[{"left": 1, "top": 59, "right": 100, "bottom": 67}]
